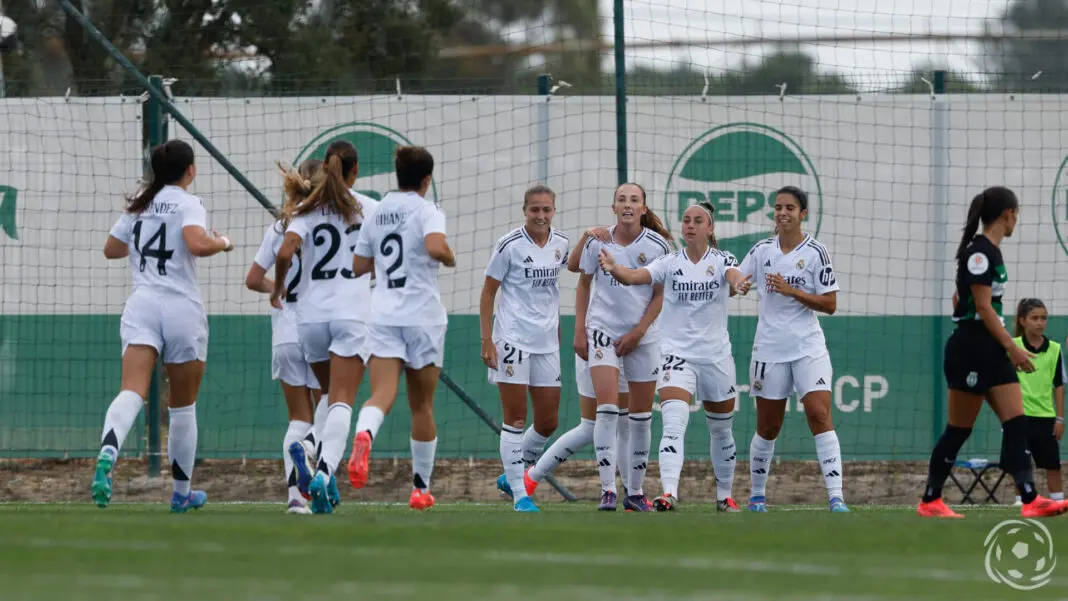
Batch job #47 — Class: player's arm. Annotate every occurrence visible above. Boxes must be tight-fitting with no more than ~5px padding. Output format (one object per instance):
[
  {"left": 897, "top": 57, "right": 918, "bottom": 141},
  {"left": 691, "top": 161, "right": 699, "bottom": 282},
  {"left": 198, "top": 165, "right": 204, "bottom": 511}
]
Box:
[
  {"left": 574, "top": 273, "right": 593, "bottom": 361},
  {"left": 245, "top": 263, "right": 272, "bottom": 294},
  {"left": 1054, "top": 347, "right": 1065, "bottom": 440},
  {"left": 568, "top": 226, "right": 610, "bottom": 273},
  {"left": 479, "top": 277, "right": 502, "bottom": 369},
  {"left": 723, "top": 253, "right": 752, "bottom": 296},
  {"left": 785, "top": 287, "right": 837, "bottom": 315},
  {"left": 271, "top": 231, "right": 302, "bottom": 307},
  {"left": 104, "top": 213, "right": 131, "bottom": 259},
  {"left": 616, "top": 284, "right": 664, "bottom": 356}
]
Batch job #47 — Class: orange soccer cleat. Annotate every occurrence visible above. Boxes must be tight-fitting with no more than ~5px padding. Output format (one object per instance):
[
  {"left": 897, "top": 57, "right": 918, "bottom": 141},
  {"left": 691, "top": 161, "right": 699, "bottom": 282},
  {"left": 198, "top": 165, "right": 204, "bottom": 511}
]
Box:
[
  {"left": 1021, "top": 495, "right": 1068, "bottom": 518},
  {"left": 347, "top": 431, "right": 372, "bottom": 489},
  {"left": 523, "top": 468, "right": 539, "bottom": 497},
  {"left": 916, "top": 498, "right": 964, "bottom": 518},
  {"left": 409, "top": 488, "right": 435, "bottom": 511}
]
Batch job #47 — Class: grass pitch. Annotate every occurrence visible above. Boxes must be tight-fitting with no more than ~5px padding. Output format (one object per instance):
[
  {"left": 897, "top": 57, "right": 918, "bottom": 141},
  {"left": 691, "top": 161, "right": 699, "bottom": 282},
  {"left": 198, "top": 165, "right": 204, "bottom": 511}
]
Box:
[{"left": 0, "top": 502, "right": 1064, "bottom": 601}]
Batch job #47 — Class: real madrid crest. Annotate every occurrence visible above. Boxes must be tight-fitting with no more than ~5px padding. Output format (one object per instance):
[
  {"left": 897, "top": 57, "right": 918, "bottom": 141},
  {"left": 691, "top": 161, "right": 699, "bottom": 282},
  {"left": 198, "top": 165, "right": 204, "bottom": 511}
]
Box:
[
  {"left": 663, "top": 371, "right": 670, "bottom": 382},
  {"left": 554, "top": 249, "right": 562, "bottom": 261},
  {"left": 505, "top": 364, "right": 514, "bottom": 377},
  {"left": 753, "top": 380, "right": 763, "bottom": 391},
  {"left": 796, "top": 259, "right": 805, "bottom": 270},
  {"left": 595, "top": 348, "right": 603, "bottom": 360},
  {"left": 638, "top": 253, "right": 647, "bottom": 265},
  {"left": 706, "top": 264, "right": 715, "bottom": 276}
]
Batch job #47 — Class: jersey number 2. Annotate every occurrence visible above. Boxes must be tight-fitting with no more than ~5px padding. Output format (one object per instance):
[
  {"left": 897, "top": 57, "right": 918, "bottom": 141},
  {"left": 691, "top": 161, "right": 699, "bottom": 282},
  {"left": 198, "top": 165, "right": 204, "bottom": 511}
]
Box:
[
  {"left": 132, "top": 221, "right": 173, "bottom": 276},
  {"left": 380, "top": 233, "right": 406, "bottom": 289}
]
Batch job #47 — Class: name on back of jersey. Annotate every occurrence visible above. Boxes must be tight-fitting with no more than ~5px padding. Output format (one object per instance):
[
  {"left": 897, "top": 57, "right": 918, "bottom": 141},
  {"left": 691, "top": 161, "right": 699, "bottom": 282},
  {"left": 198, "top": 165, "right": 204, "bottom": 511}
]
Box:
[
  {"left": 146, "top": 202, "right": 178, "bottom": 215},
  {"left": 376, "top": 211, "right": 404, "bottom": 226}
]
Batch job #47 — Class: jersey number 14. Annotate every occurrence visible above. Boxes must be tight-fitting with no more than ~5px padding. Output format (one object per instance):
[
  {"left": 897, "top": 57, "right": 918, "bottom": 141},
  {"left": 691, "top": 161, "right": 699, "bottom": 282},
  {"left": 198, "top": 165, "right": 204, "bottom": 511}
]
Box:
[{"left": 132, "top": 221, "right": 174, "bottom": 276}]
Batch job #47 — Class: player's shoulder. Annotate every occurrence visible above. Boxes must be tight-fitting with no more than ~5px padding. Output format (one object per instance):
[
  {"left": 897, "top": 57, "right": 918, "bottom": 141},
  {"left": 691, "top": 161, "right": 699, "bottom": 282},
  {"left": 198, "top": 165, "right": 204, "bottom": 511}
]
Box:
[
  {"left": 709, "top": 247, "right": 738, "bottom": 264},
  {"left": 263, "top": 220, "right": 285, "bottom": 240},
  {"left": 640, "top": 228, "right": 672, "bottom": 256},
  {"left": 495, "top": 227, "right": 526, "bottom": 253},
  {"left": 802, "top": 235, "right": 832, "bottom": 266},
  {"left": 744, "top": 236, "right": 776, "bottom": 258},
  {"left": 550, "top": 228, "right": 569, "bottom": 246}
]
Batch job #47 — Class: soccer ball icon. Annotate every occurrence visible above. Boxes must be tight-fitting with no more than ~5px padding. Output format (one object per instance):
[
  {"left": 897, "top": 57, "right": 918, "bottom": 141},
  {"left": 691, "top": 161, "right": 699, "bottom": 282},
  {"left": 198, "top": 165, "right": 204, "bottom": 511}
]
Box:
[{"left": 984, "top": 519, "right": 1057, "bottom": 590}]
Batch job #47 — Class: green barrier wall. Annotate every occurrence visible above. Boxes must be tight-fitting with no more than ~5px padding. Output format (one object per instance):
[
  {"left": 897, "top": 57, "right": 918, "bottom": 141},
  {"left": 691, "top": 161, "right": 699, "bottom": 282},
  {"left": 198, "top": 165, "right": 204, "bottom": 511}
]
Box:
[{"left": 0, "top": 314, "right": 1017, "bottom": 461}]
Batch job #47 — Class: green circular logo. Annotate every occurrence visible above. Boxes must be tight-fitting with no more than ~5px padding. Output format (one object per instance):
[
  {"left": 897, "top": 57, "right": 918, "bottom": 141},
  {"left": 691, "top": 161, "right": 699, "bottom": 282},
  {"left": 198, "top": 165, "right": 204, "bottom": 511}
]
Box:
[
  {"left": 662, "top": 122, "right": 823, "bottom": 258},
  {"left": 292, "top": 122, "right": 437, "bottom": 203}
]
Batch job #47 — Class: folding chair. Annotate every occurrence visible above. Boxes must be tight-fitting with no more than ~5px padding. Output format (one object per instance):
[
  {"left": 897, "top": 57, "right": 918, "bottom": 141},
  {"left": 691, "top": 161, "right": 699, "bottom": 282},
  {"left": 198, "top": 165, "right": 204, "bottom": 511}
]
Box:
[{"left": 948, "top": 458, "right": 1007, "bottom": 504}]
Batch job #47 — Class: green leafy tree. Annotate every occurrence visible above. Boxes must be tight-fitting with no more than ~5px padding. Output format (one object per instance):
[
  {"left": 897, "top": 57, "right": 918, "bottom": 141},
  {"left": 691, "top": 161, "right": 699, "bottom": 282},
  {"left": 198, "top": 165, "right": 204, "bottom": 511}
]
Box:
[{"left": 985, "top": 0, "right": 1068, "bottom": 92}]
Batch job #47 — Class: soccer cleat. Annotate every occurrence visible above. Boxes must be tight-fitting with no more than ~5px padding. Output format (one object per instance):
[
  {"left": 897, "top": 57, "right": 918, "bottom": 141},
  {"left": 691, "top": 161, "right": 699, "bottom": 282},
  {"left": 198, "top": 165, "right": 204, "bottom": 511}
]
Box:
[
  {"left": 327, "top": 474, "right": 341, "bottom": 508},
  {"left": 308, "top": 472, "right": 333, "bottom": 514},
  {"left": 287, "top": 500, "right": 312, "bottom": 515},
  {"left": 169, "top": 490, "right": 208, "bottom": 513},
  {"left": 748, "top": 495, "right": 768, "bottom": 512},
  {"left": 653, "top": 493, "right": 676, "bottom": 511},
  {"left": 523, "top": 468, "right": 539, "bottom": 497},
  {"left": 829, "top": 497, "right": 851, "bottom": 513},
  {"left": 496, "top": 473, "right": 514, "bottom": 500},
  {"left": 288, "top": 441, "right": 313, "bottom": 500},
  {"left": 1021, "top": 495, "right": 1068, "bottom": 518},
  {"left": 623, "top": 493, "right": 653, "bottom": 512},
  {"left": 347, "top": 431, "right": 372, "bottom": 489},
  {"left": 717, "top": 497, "right": 741, "bottom": 513},
  {"left": 90, "top": 451, "right": 114, "bottom": 509},
  {"left": 916, "top": 498, "right": 963, "bottom": 518},
  {"left": 409, "top": 488, "right": 435, "bottom": 511},
  {"left": 513, "top": 496, "right": 539, "bottom": 513},
  {"left": 598, "top": 490, "right": 618, "bottom": 511}
]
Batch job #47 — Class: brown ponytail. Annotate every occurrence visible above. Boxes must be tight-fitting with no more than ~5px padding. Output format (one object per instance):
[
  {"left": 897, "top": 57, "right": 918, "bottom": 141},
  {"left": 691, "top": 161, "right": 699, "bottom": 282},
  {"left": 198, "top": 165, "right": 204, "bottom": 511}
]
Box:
[
  {"left": 640, "top": 208, "right": 673, "bottom": 241},
  {"left": 126, "top": 140, "right": 195, "bottom": 214},
  {"left": 292, "top": 145, "right": 362, "bottom": 225},
  {"left": 276, "top": 159, "right": 321, "bottom": 233},
  {"left": 956, "top": 186, "right": 1019, "bottom": 260}
]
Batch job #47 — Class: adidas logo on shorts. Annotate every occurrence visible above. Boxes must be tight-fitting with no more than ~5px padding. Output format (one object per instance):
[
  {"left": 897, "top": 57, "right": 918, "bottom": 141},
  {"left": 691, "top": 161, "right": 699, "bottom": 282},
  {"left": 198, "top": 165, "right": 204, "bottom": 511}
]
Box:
[{"left": 816, "top": 378, "right": 826, "bottom": 386}]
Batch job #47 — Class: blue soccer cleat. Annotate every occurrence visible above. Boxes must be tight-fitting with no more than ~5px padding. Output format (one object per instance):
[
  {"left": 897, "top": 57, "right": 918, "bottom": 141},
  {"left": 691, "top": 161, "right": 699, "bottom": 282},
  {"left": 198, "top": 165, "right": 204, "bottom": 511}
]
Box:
[
  {"left": 598, "top": 490, "right": 618, "bottom": 511},
  {"left": 327, "top": 473, "right": 341, "bottom": 509},
  {"left": 496, "top": 474, "right": 514, "bottom": 500},
  {"left": 170, "top": 490, "right": 208, "bottom": 513},
  {"left": 514, "top": 496, "right": 539, "bottom": 513},
  {"left": 748, "top": 495, "right": 768, "bottom": 512},
  {"left": 90, "top": 450, "right": 114, "bottom": 508},
  {"left": 309, "top": 472, "right": 333, "bottom": 514},
  {"left": 829, "top": 497, "right": 851, "bottom": 513},
  {"left": 288, "top": 441, "right": 313, "bottom": 499}
]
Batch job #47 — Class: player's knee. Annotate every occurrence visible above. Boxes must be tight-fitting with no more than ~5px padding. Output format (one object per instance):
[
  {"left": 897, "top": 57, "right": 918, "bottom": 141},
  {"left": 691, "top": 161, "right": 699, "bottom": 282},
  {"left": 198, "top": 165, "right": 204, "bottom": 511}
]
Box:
[
  {"left": 756, "top": 422, "right": 782, "bottom": 440},
  {"left": 533, "top": 413, "right": 558, "bottom": 437}
]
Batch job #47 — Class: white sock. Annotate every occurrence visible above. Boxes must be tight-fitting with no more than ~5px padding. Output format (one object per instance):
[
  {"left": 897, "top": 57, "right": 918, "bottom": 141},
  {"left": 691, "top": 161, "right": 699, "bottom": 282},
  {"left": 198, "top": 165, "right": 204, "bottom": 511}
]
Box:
[
  {"left": 521, "top": 427, "right": 549, "bottom": 467},
  {"left": 658, "top": 400, "right": 689, "bottom": 497},
  {"left": 814, "top": 430, "right": 844, "bottom": 501},
  {"left": 411, "top": 438, "right": 437, "bottom": 492},
  {"left": 284, "top": 420, "right": 311, "bottom": 503},
  {"left": 594, "top": 405, "right": 620, "bottom": 493},
  {"left": 168, "top": 404, "right": 198, "bottom": 496},
  {"left": 706, "top": 411, "right": 737, "bottom": 501},
  {"left": 500, "top": 426, "right": 525, "bottom": 499},
  {"left": 312, "top": 394, "right": 329, "bottom": 457},
  {"left": 318, "top": 403, "right": 353, "bottom": 476},
  {"left": 616, "top": 410, "right": 630, "bottom": 490},
  {"left": 1053, "top": 492, "right": 1065, "bottom": 501},
  {"left": 99, "top": 390, "right": 144, "bottom": 460},
  {"left": 355, "top": 405, "right": 386, "bottom": 440},
  {"left": 628, "top": 412, "right": 652, "bottom": 496},
  {"left": 749, "top": 434, "right": 776, "bottom": 498},
  {"left": 529, "top": 418, "right": 594, "bottom": 482}
]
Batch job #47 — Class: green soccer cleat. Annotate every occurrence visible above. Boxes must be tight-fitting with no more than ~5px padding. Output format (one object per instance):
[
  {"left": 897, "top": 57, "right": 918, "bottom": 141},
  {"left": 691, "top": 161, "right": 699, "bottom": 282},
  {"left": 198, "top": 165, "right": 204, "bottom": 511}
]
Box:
[{"left": 90, "top": 451, "right": 114, "bottom": 509}]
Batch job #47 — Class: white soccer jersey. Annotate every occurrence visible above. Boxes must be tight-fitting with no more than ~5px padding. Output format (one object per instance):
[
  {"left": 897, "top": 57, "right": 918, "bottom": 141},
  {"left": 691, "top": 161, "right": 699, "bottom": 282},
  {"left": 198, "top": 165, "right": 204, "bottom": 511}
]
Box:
[
  {"left": 108, "top": 185, "right": 207, "bottom": 304},
  {"left": 353, "top": 190, "right": 448, "bottom": 327},
  {"left": 485, "top": 227, "right": 569, "bottom": 354},
  {"left": 580, "top": 226, "right": 671, "bottom": 342},
  {"left": 285, "top": 196, "right": 378, "bottom": 325},
  {"left": 738, "top": 235, "right": 839, "bottom": 363},
  {"left": 253, "top": 222, "right": 302, "bottom": 347},
  {"left": 646, "top": 247, "right": 738, "bottom": 364}
]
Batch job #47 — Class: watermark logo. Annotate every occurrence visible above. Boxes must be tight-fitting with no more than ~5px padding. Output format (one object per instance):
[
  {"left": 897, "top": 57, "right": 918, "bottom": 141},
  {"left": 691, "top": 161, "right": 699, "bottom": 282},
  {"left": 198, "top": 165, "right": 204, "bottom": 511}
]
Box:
[
  {"left": 984, "top": 518, "right": 1056, "bottom": 590},
  {"left": 292, "top": 122, "right": 437, "bottom": 204},
  {"left": 662, "top": 122, "right": 822, "bottom": 258}
]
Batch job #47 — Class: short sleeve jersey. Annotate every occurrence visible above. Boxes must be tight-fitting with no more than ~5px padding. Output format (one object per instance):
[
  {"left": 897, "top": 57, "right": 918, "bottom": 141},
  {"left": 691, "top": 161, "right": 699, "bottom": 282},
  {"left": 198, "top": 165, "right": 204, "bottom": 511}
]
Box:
[
  {"left": 353, "top": 190, "right": 448, "bottom": 327},
  {"left": 646, "top": 248, "right": 739, "bottom": 364},
  {"left": 285, "top": 196, "right": 378, "bottom": 325},
  {"left": 253, "top": 222, "right": 302, "bottom": 347},
  {"left": 579, "top": 226, "right": 671, "bottom": 343},
  {"left": 108, "top": 185, "right": 207, "bottom": 304},
  {"left": 738, "top": 235, "right": 839, "bottom": 363},
  {"left": 952, "top": 235, "right": 1007, "bottom": 328},
  {"left": 485, "top": 226, "right": 570, "bottom": 354}
]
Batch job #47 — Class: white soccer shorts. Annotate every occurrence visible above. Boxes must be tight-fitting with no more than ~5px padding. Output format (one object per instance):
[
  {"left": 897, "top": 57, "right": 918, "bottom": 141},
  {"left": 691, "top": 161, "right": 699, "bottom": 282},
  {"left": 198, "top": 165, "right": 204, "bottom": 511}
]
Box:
[
  {"left": 272, "top": 342, "right": 320, "bottom": 389},
  {"left": 297, "top": 320, "right": 369, "bottom": 364},
  {"left": 487, "top": 340, "right": 561, "bottom": 387},
  {"left": 120, "top": 291, "right": 208, "bottom": 364},
  {"left": 656, "top": 354, "right": 737, "bottom": 403},
  {"left": 365, "top": 324, "right": 447, "bottom": 370},
  {"left": 575, "top": 355, "right": 630, "bottom": 399},
  {"left": 586, "top": 329, "right": 660, "bottom": 383},
  {"left": 749, "top": 353, "right": 833, "bottom": 400}
]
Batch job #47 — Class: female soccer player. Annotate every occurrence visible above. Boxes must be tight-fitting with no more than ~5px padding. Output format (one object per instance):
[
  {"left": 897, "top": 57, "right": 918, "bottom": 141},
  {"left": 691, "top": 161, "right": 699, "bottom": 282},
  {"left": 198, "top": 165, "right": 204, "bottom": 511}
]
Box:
[
  {"left": 92, "top": 139, "right": 233, "bottom": 512},
  {"left": 270, "top": 140, "right": 376, "bottom": 514},
  {"left": 246, "top": 159, "right": 324, "bottom": 514},
  {"left": 577, "top": 182, "right": 670, "bottom": 511},
  {"left": 479, "top": 185, "right": 569, "bottom": 512},
  {"left": 1011, "top": 298, "right": 1065, "bottom": 504},
  {"left": 736, "top": 186, "right": 847, "bottom": 513},
  {"left": 600, "top": 201, "right": 751, "bottom": 512},
  {"left": 918, "top": 187, "right": 1068, "bottom": 518},
  {"left": 348, "top": 146, "right": 456, "bottom": 511}
]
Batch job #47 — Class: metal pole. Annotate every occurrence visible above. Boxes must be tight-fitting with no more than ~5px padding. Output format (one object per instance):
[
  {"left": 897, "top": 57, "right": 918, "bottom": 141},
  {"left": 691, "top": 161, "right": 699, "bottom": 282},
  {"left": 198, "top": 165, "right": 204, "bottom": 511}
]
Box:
[
  {"left": 144, "top": 75, "right": 165, "bottom": 476},
  {"left": 0, "top": 0, "right": 8, "bottom": 99},
  {"left": 613, "top": 0, "right": 627, "bottom": 185},
  {"left": 930, "top": 70, "right": 948, "bottom": 446},
  {"left": 536, "top": 74, "right": 550, "bottom": 184}
]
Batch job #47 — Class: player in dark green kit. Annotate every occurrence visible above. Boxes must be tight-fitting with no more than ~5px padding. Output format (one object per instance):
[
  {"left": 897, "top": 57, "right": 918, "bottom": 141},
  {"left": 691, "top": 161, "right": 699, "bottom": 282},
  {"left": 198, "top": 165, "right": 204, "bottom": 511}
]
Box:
[{"left": 917, "top": 186, "right": 1068, "bottom": 518}]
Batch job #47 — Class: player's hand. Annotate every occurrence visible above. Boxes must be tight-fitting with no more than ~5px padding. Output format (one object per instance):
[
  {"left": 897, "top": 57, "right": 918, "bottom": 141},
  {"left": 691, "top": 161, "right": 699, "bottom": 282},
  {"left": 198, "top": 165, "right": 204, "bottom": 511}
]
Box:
[
  {"left": 480, "top": 339, "right": 498, "bottom": 370},
  {"left": 1054, "top": 420, "right": 1064, "bottom": 441},
  {"left": 574, "top": 329, "right": 589, "bottom": 362},
  {"left": 598, "top": 249, "right": 617, "bottom": 272},
  {"left": 1008, "top": 344, "right": 1036, "bottom": 373},
  {"left": 615, "top": 329, "right": 642, "bottom": 357},
  {"left": 269, "top": 289, "right": 283, "bottom": 310},
  {"left": 733, "top": 274, "right": 753, "bottom": 296},
  {"left": 586, "top": 226, "right": 611, "bottom": 242},
  {"left": 765, "top": 273, "right": 795, "bottom": 297},
  {"left": 213, "top": 229, "right": 234, "bottom": 252}
]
